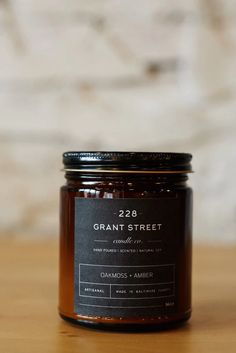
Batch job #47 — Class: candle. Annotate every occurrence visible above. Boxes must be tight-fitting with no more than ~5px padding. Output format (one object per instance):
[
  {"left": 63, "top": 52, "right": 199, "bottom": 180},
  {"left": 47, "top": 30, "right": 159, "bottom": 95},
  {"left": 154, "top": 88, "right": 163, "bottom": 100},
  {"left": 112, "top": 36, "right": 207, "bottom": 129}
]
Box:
[{"left": 59, "top": 151, "right": 193, "bottom": 330}]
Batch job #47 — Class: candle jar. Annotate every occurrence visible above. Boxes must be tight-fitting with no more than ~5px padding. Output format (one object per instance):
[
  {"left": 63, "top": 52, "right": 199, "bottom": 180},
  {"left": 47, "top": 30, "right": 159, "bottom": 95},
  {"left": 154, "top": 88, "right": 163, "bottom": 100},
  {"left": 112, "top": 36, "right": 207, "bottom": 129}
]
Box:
[{"left": 59, "top": 152, "right": 193, "bottom": 330}]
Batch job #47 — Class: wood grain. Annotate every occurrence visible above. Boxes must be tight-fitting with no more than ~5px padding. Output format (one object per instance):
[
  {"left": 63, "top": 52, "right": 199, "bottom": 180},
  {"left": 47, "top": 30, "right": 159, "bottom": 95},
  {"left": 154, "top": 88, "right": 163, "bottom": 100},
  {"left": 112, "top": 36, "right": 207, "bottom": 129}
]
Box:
[{"left": 0, "top": 240, "right": 236, "bottom": 353}]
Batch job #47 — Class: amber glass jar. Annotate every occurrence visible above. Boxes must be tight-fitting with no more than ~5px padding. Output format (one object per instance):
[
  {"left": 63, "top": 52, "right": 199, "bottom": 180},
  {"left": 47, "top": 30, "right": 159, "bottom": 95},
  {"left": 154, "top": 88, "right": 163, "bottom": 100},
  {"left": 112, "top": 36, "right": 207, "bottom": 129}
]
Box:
[{"left": 59, "top": 151, "right": 193, "bottom": 330}]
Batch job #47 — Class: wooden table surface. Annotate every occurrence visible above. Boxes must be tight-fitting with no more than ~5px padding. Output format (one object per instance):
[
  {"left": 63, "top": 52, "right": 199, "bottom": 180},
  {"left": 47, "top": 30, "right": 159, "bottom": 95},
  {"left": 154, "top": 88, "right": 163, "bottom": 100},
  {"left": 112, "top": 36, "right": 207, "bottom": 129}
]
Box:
[{"left": 0, "top": 240, "right": 236, "bottom": 353}]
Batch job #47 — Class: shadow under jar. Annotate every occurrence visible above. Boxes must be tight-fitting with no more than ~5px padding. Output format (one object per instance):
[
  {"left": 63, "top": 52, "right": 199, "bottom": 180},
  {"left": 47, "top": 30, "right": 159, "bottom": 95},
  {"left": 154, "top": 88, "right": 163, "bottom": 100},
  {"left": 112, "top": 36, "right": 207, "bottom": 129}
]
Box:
[{"left": 59, "top": 151, "right": 193, "bottom": 331}]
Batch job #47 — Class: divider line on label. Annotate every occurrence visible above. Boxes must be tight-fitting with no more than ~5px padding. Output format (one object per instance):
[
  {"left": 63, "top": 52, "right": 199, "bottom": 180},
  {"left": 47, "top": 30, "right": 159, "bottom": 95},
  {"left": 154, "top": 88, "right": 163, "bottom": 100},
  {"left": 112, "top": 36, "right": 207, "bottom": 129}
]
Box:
[{"left": 79, "top": 303, "right": 163, "bottom": 309}]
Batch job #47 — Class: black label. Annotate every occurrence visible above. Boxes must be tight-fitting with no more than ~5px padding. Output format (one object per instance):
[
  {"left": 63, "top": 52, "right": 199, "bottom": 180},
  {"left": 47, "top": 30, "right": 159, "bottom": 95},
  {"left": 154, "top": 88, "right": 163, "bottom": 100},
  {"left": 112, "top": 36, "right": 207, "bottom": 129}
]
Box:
[{"left": 74, "top": 197, "right": 180, "bottom": 318}]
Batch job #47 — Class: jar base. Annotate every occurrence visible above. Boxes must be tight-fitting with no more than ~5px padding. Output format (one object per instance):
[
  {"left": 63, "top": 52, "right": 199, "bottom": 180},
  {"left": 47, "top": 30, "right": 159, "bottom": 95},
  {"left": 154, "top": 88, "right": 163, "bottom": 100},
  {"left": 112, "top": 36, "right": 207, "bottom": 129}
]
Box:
[{"left": 59, "top": 311, "right": 191, "bottom": 332}]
